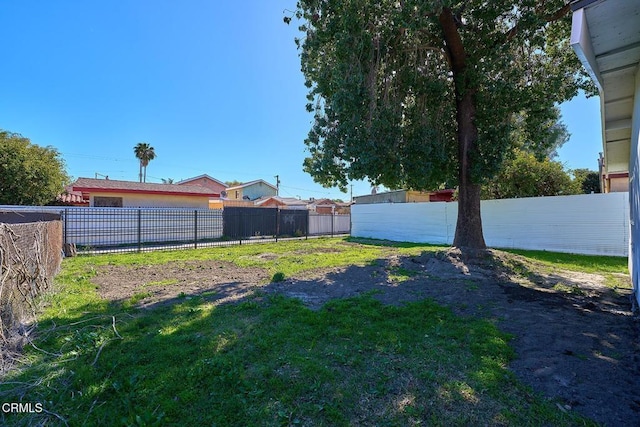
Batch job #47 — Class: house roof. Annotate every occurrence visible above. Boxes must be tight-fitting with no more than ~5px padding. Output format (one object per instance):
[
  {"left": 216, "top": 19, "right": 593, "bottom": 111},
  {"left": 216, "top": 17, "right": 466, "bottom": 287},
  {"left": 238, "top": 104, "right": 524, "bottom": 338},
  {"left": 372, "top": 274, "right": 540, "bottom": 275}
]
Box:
[
  {"left": 255, "top": 196, "right": 308, "bottom": 206},
  {"left": 176, "top": 174, "right": 228, "bottom": 188},
  {"left": 570, "top": 0, "right": 640, "bottom": 176},
  {"left": 226, "top": 179, "right": 278, "bottom": 191},
  {"left": 71, "top": 178, "right": 220, "bottom": 197},
  {"left": 308, "top": 198, "right": 337, "bottom": 206},
  {"left": 56, "top": 188, "right": 89, "bottom": 205}
]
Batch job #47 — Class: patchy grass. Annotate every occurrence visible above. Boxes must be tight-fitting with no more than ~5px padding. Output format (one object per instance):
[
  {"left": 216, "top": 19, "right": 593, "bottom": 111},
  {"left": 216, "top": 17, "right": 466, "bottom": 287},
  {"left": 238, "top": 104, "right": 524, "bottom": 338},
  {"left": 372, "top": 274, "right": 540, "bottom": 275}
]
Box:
[
  {"left": 503, "top": 248, "right": 628, "bottom": 275},
  {"left": 552, "top": 282, "right": 585, "bottom": 295},
  {"left": 387, "top": 266, "right": 420, "bottom": 283},
  {"left": 142, "top": 278, "right": 180, "bottom": 288},
  {"left": 124, "top": 292, "right": 154, "bottom": 308},
  {"left": 502, "top": 248, "right": 630, "bottom": 290},
  {"left": 0, "top": 238, "right": 598, "bottom": 426}
]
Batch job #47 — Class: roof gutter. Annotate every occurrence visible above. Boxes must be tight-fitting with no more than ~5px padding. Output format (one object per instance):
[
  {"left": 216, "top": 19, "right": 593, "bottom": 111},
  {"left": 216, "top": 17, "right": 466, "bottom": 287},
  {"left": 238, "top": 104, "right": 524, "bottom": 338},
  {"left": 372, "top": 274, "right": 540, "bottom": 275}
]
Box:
[
  {"left": 72, "top": 187, "right": 219, "bottom": 198},
  {"left": 569, "top": 0, "right": 603, "bottom": 12}
]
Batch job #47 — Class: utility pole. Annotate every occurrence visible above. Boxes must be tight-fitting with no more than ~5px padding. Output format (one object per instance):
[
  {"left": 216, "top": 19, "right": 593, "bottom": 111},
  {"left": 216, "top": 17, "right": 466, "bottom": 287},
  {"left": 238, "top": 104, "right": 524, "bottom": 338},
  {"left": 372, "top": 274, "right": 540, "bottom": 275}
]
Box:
[
  {"left": 274, "top": 175, "right": 281, "bottom": 196},
  {"left": 350, "top": 183, "right": 353, "bottom": 202}
]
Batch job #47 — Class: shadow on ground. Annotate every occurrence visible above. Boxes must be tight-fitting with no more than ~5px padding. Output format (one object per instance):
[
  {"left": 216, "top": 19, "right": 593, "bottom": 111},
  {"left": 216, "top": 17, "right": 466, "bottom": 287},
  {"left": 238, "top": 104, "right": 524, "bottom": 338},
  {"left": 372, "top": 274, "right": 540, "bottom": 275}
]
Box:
[
  {"left": 55, "top": 249, "right": 640, "bottom": 425},
  {"left": 260, "top": 250, "right": 640, "bottom": 425}
]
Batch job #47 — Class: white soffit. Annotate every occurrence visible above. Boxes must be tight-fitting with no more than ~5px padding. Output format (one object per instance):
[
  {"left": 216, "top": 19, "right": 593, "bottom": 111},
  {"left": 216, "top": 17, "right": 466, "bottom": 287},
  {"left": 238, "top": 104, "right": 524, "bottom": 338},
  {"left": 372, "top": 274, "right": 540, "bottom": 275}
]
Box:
[{"left": 571, "top": 0, "right": 640, "bottom": 175}]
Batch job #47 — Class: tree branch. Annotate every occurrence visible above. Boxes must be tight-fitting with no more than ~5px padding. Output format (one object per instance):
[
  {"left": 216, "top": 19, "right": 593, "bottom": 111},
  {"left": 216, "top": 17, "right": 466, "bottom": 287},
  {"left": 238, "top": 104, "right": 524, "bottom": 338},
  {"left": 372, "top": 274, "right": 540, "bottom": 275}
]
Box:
[
  {"left": 505, "top": 2, "right": 571, "bottom": 42},
  {"left": 438, "top": 7, "right": 465, "bottom": 72}
]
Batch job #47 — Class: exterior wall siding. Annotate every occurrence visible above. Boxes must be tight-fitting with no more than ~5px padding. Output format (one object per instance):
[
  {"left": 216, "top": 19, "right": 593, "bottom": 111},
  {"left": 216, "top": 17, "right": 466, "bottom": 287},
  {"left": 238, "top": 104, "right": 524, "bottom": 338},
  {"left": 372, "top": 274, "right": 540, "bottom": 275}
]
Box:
[
  {"left": 629, "top": 67, "right": 640, "bottom": 308},
  {"left": 610, "top": 177, "right": 629, "bottom": 192},
  {"left": 352, "top": 193, "right": 630, "bottom": 257},
  {"left": 242, "top": 183, "right": 277, "bottom": 201},
  {"left": 89, "top": 192, "right": 209, "bottom": 208}
]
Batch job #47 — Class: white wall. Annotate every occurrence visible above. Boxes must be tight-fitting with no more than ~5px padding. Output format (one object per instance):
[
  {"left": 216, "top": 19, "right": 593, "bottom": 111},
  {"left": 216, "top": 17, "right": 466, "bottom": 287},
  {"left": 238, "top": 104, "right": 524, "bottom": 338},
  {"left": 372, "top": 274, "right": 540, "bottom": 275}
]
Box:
[
  {"left": 352, "top": 193, "right": 629, "bottom": 256},
  {"left": 90, "top": 192, "right": 209, "bottom": 208}
]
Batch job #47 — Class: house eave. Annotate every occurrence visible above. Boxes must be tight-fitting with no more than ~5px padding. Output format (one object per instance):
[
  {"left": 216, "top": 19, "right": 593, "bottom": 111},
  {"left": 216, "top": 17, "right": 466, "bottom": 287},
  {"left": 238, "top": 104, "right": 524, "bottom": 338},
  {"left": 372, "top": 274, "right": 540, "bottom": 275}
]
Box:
[
  {"left": 72, "top": 187, "right": 219, "bottom": 198},
  {"left": 570, "top": 8, "right": 603, "bottom": 91}
]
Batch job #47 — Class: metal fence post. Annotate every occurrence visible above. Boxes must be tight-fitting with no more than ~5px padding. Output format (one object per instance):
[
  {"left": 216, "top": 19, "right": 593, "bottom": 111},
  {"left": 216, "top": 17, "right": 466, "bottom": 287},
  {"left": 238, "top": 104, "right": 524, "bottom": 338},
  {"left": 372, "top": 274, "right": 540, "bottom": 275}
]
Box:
[
  {"left": 275, "top": 208, "right": 279, "bottom": 242},
  {"left": 239, "top": 209, "right": 243, "bottom": 245},
  {"left": 331, "top": 210, "right": 335, "bottom": 237},
  {"left": 194, "top": 210, "right": 198, "bottom": 249},
  {"left": 63, "top": 208, "right": 68, "bottom": 248},
  {"left": 137, "top": 209, "right": 142, "bottom": 252}
]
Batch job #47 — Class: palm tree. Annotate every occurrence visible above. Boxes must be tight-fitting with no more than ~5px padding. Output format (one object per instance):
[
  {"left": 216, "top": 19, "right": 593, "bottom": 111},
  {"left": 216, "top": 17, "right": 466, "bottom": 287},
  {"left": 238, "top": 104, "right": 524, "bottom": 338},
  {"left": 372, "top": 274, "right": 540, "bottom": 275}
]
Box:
[{"left": 133, "top": 142, "right": 156, "bottom": 183}]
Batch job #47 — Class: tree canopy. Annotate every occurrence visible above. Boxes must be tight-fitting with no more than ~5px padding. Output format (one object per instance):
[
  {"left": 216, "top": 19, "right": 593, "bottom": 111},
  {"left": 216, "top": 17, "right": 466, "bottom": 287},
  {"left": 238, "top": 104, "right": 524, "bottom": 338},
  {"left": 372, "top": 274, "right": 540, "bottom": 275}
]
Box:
[
  {"left": 573, "top": 168, "right": 601, "bottom": 194},
  {"left": 482, "top": 150, "right": 576, "bottom": 199},
  {"left": 291, "top": 0, "right": 593, "bottom": 249},
  {"left": 511, "top": 106, "right": 570, "bottom": 160},
  {"left": 134, "top": 142, "right": 156, "bottom": 183},
  {"left": 0, "top": 130, "right": 70, "bottom": 205}
]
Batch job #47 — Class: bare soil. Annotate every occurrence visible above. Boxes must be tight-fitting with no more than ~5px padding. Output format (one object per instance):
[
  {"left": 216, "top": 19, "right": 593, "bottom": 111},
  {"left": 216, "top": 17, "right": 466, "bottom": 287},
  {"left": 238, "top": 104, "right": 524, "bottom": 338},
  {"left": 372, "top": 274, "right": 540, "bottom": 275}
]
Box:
[{"left": 92, "top": 250, "right": 640, "bottom": 426}]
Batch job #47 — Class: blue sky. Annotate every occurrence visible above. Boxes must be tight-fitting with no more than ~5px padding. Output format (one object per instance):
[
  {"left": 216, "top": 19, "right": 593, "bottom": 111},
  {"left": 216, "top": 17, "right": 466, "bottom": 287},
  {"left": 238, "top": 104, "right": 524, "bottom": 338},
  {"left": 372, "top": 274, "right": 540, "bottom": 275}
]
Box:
[{"left": 0, "top": 1, "right": 602, "bottom": 201}]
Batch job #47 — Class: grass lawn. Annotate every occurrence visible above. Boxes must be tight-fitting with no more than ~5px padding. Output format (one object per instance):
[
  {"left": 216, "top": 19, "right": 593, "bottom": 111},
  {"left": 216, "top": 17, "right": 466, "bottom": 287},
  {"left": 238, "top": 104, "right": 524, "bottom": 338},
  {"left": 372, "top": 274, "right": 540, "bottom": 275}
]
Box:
[{"left": 2, "top": 237, "right": 623, "bottom": 426}]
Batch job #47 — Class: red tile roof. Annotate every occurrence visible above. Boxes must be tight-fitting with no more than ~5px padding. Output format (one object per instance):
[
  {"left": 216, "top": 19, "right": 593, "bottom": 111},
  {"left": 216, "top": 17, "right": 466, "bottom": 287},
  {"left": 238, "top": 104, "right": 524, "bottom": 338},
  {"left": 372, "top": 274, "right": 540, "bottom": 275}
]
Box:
[
  {"left": 71, "top": 178, "right": 219, "bottom": 197},
  {"left": 56, "top": 189, "right": 89, "bottom": 205}
]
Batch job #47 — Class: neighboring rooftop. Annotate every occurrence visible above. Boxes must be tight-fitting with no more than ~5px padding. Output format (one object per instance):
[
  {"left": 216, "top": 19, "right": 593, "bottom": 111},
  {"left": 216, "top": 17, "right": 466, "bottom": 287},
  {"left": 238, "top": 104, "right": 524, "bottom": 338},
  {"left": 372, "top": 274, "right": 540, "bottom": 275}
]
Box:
[
  {"left": 70, "top": 177, "right": 220, "bottom": 197},
  {"left": 226, "top": 179, "right": 278, "bottom": 191},
  {"left": 176, "top": 174, "right": 228, "bottom": 188},
  {"left": 254, "top": 196, "right": 309, "bottom": 207},
  {"left": 353, "top": 189, "right": 454, "bottom": 204},
  {"left": 56, "top": 188, "right": 89, "bottom": 206}
]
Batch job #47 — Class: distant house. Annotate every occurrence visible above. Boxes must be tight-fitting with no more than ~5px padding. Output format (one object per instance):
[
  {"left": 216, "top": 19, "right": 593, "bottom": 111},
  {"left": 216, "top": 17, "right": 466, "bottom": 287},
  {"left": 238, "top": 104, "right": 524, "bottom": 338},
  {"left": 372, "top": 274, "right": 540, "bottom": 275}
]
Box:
[
  {"left": 253, "top": 196, "right": 351, "bottom": 214},
  {"left": 255, "top": 196, "right": 309, "bottom": 210},
  {"left": 176, "top": 174, "right": 228, "bottom": 194},
  {"left": 307, "top": 198, "right": 352, "bottom": 214},
  {"left": 226, "top": 180, "right": 278, "bottom": 201},
  {"left": 69, "top": 177, "right": 219, "bottom": 208},
  {"left": 353, "top": 189, "right": 454, "bottom": 205}
]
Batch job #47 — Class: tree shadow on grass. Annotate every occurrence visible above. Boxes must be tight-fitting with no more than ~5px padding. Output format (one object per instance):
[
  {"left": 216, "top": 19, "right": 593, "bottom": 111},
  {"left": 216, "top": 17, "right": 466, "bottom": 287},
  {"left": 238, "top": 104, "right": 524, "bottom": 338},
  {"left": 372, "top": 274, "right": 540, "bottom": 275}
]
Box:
[
  {"left": 2, "top": 249, "right": 637, "bottom": 426},
  {"left": 0, "top": 290, "right": 585, "bottom": 426},
  {"left": 262, "top": 250, "right": 640, "bottom": 426}
]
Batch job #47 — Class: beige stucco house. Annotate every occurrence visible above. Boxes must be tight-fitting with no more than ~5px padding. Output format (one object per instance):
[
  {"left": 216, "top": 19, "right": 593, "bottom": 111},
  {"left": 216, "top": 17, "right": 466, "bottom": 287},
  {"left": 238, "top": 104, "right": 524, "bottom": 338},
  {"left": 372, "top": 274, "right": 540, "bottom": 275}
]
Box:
[{"left": 70, "top": 178, "right": 219, "bottom": 208}]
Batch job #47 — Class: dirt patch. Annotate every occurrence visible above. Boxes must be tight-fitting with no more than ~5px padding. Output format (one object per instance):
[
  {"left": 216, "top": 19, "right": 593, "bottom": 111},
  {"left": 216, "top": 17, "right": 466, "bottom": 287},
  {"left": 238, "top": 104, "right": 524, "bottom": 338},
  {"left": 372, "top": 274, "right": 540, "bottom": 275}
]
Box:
[
  {"left": 92, "top": 250, "right": 640, "bottom": 425},
  {"left": 92, "top": 260, "right": 270, "bottom": 308}
]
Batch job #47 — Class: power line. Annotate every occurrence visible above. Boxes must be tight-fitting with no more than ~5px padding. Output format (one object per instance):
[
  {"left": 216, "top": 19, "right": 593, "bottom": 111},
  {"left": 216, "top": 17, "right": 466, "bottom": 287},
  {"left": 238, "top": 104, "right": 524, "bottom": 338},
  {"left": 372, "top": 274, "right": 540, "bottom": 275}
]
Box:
[{"left": 279, "top": 184, "right": 340, "bottom": 195}]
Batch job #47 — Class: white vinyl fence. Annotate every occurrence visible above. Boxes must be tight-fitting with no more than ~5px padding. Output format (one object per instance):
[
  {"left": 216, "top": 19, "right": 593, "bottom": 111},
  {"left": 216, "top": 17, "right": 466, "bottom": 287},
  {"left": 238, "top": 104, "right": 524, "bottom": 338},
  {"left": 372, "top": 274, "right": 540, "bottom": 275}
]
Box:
[
  {"left": 352, "top": 192, "right": 629, "bottom": 256},
  {"left": 309, "top": 213, "right": 351, "bottom": 235}
]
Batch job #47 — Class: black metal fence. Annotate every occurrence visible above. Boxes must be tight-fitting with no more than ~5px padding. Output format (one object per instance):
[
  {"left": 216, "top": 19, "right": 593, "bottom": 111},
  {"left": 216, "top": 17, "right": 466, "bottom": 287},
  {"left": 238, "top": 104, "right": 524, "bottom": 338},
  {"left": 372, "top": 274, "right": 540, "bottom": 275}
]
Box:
[
  {"left": 223, "top": 207, "right": 309, "bottom": 239},
  {"left": 1, "top": 206, "right": 351, "bottom": 254},
  {"left": 63, "top": 208, "right": 225, "bottom": 252}
]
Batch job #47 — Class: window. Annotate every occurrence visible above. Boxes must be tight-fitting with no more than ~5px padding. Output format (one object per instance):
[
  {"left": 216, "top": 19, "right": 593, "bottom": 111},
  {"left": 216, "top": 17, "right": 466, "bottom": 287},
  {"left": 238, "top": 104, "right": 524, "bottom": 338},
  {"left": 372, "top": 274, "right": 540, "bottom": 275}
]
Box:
[{"left": 94, "top": 196, "right": 123, "bottom": 207}]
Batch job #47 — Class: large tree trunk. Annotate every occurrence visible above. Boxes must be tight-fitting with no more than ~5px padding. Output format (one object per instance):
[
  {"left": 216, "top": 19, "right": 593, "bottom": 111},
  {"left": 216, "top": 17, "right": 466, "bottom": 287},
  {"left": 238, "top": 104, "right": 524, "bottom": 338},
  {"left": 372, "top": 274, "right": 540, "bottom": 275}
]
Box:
[
  {"left": 453, "top": 92, "right": 486, "bottom": 249},
  {"left": 439, "top": 8, "right": 487, "bottom": 251}
]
